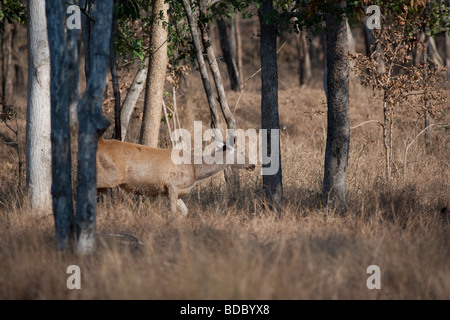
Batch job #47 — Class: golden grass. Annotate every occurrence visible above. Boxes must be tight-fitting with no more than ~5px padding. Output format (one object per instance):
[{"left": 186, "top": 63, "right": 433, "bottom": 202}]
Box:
[{"left": 1, "top": 64, "right": 449, "bottom": 299}]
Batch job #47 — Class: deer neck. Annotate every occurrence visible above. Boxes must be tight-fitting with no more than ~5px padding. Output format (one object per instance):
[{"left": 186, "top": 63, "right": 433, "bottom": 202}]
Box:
[{"left": 193, "top": 161, "right": 229, "bottom": 181}]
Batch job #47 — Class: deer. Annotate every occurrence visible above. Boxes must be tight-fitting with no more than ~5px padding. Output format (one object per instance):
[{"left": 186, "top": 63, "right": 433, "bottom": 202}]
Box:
[{"left": 96, "top": 136, "right": 255, "bottom": 217}]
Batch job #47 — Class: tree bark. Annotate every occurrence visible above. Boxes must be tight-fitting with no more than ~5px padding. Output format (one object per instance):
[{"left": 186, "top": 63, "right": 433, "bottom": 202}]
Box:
[
  {"left": 423, "top": 1, "right": 431, "bottom": 149},
  {"left": 121, "top": 66, "right": 148, "bottom": 141},
  {"left": 81, "top": 0, "right": 94, "bottom": 81},
  {"left": 67, "top": 0, "right": 80, "bottom": 130},
  {"left": 259, "top": 0, "right": 283, "bottom": 215},
  {"left": 446, "top": 30, "right": 450, "bottom": 80},
  {"left": 296, "top": 29, "right": 312, "bottom": 86},
  {"left": 322, "top": 4, "right": 350, "bottom": 214},
  {"left": 1, "top": 22, "right": 14, "bottom": 107},
  {"left": 45, "top": 0, "right": 75, "bottom": 250},
  {"left": 139, "top": 0, "right": 169, "bottom": 147},
  {"left": 26, "top": 0, "right": 53, "bottom": 216},
  {"left": 234, "top": 13, "right": 244, "bottom": 84},
  {"left": 110, "top": 4, "right": 121, "bottom": 140},
  {"left": 217, "top": 18, "right": 241, "bottom": 92},
  {"left": 75, "top": 0, "right": 112, "bottom": 254}
]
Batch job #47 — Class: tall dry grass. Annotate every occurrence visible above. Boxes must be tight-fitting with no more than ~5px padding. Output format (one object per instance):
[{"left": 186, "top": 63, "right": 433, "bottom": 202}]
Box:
[{"left": 1, "top": 45, "right": 449, "bottom": 299}]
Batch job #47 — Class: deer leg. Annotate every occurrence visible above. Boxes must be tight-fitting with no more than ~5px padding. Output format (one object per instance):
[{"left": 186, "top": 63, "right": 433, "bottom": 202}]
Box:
[
  {"left": 177, "top": 199, "right": 188, "bottom": 217},
  {"left": 167, "top": 185, "right": 179, "bottom": 217}
]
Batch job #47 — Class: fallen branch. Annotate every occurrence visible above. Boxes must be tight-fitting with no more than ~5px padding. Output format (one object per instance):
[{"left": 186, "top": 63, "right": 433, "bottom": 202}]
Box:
[
  {"left": 97, "top": 232, "right": 145, "bottom": 246},
  {"left": 350, "top": 119, "right": 383, "bottom": 130}
]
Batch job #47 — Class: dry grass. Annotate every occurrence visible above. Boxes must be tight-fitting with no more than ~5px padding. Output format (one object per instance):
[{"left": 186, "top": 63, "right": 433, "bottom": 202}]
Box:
[{"left": 1, "top": 33, "right": 449, "bottom": 299}]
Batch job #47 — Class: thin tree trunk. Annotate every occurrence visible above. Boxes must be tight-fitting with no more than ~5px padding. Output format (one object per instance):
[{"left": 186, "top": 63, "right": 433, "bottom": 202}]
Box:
[
  {"left": 323, "top": 4, "right": 350, "bottom": 213},
  {"left": 81, "top": 0, "right": 94, "bottom": 81},
  {"left": 296, "top": 29, "right": 312, "bottom": 86},
  {"left": 382, "top": 99, "right": 391, "bottom": 182},
  {"left": 445, "top": 0, "right": 450, "bottom": 80},
  {"left": 45, "top": 0, "right": 75, "bottom": 250},
  {"left": 446, "top": 29, "right": 450, "bottom": 80},
  {"left": 110, "top": 5, "right": 121, "bottom": 140},
  {"left": 217, "top": 18, "right": 241, "bottom": 92},
  {"left": 182, "top": 0, "right": 222, "bottom": 133},
  {"left": 229, "top": 18, "right": 237, "bottom": 63},
  {"left": 259, "top": 0, "right": 283, "bottom": 215},
  {"left": 234, "top": 13, "right": 244, "bottom": 84},
  {"left": 362, "top": 16, "right": 375, "bottom": 57},
  {"left": 198, "top": 0, "right": 239, "bottom": 190},
  {"left": 139, "top": 0, "right": 169, "bottom": 147},
  {"left": 121, "top": 66, "right": 148, "bottom": 141},
  {"left": 2, "top": 22, "right": 14, "bottom": 107},
  {"left": 346, "top": 20, "right": 356, "bottom": 55},
  {"left": 26, "top": 0, "right": 53, "bottom": 216},
  {"left": 423, "top": 1, "right": 431, "bottom": 149},
  {"left": 198, "top": 0, "right": 236, "bottom": 137},
  {"left": 75, "top": 0, "right": 112, "bottom": 254}
]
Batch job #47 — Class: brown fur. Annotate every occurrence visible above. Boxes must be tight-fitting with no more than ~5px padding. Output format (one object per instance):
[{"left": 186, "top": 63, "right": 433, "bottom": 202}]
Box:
[{"left": 97, "top": 137, "right": 255, "bottom": 216}]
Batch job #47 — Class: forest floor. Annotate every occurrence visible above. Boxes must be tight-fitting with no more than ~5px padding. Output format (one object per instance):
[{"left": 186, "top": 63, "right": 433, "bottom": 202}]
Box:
[{"left": 0, "top": 21, "right": 449, "bottom": 299}]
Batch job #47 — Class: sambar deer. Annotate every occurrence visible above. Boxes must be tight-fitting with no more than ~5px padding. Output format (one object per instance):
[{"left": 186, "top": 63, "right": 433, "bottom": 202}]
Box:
[{"left": 96, "top": 136, "right": 255, "bottom": 217}]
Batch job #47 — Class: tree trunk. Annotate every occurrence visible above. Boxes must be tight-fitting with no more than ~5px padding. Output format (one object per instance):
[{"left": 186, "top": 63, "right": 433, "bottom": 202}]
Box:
[
  {"left": 67, "top": 0, "right": 80, "bottom": 130},
  {"left": 139, "top": 0, "right": 169, "bottom": 147},
  {"left": 322, "top": 5, "right": 350, "bottom": 214},
  {"left": 45, "top": 0, "right": 75, "bottom": 250},
  {"left": 217, "top": 18, "right": 241, "bottom": 92},
  {"left": 445, "top": 0, "right": 450, "bottom": 79},
  {"left": 198, "top": 0, "right": 239, "bottom": 190},
  {"left": 423, "top": 1, "right": 431, "bottom": 149},
  {"left": 81, "top": 0, "right": 94, "bottom": 81},
  {"left": 110, "top": 5, "right": 121, "bottom": 140},
  {"left": 234, "top": 13, "right": 244, "bottom": 84},
  {"left": 1, "top": 22, "right": 14, "bottom": 107},
  {"left": 75, "top": 0, "right": 112, "bottom": 254},
  {"left": 26, "top": 0, "right": 52, "bottom": 216},
  {"left": 296, "top": 29, "right": 312, "bottom": 86},
  {"left": 446, "top": 29, "right": 450, "bottom": 80},
  {"left": 198, "top": 0, "right": 236, "bottom": 137},
  {"left": 259, "top": 0, "right": 283, "bottom": 215},
  {"left": 121, "top": 66, "right": 148, "bottom": 141},
  {"left": 182, "top": 0, "right": 222, "bottom": 133}
]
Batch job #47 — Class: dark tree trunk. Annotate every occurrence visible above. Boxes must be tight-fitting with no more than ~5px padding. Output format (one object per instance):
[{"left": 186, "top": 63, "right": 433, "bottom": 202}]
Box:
[
  {"left": 75, "top": 0, "right": 112, "bottom": 254},
  {"left": 45, "top": 0, "right": 76, "bottom": 251},
  {"left": 296, "top": 29, "right": 312, "bottom": 86},
  {"left": 322, "top": 5, "right": 350, "bottom": 214},
  {"left": 67, "top": 0, "right": 80, "bottom": 130},
  {"left": 217, "top": 18, "right": 241, "bottom": 92},
  {"left": 110, "top": 3, "right": 121, "bottom": 141},
  {"left": 259, "top": 0, "right": 283, "bottom": 215},
  {"left": 81, "top": 0, "right": 94, "bottom": 81}
]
